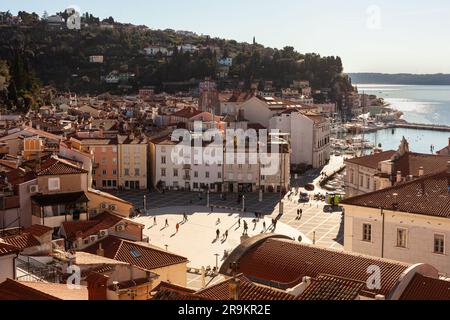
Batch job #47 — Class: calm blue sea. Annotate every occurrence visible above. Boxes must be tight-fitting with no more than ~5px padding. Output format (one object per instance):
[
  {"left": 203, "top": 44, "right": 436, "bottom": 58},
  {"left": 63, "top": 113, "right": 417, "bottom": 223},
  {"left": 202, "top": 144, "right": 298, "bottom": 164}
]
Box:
[
  {"left": 355, "top": 84, "right": 450, "bottom": 153},
  {"left": 356, "top": 84, "right": 450, "bottom": 125}
]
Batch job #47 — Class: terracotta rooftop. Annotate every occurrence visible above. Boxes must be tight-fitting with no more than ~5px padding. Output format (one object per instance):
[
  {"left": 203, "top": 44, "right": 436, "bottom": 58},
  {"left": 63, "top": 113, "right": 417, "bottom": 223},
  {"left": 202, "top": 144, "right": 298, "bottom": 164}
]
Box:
[
  {"left": 229, "top": 238, "right": 410, "bottom": 296},
  {"left": 151, "top": 281, "right": 201, "bottom": 300},
  {"left": 22, "top": 225, "right": 53, "bottom": 237},
  {"left": 341, "top": 170, "right": 450, "bottom": 218},
  {"left": 87, "top": 189, "right": 133, "bottom": 207},
  {"left": 0, "top": 279, "right": 58, "bottom": 300},
  {"left": 171, "top": 107, "right": 203, "bottom": 119},
  {"left": 4, "top": 169, "right": 36, "bottom": 185},
  {"left": 345, "top": 150, "right": 396, "bottom": 169},
  {"left": 0, "top": 279, "right": 88, "bottom": 300},
  {"left": 1, "top": 233, "right": 40, "bottom": 250},
  {"left": 18, "top": 281, "right": 88, "bottom": 300},
  {"left": 61, "top": 212, "right": 130, "bottom": 241},
  {"left": 37, "top": 157, "right": 88, "bottom": 176},
  {"left": 196, "top": 275, "right": 296, "bottom": 301},
  {"left": 83, "top": 236, "right": 188, "bottom": 271},
  {"left": 0, "top": 242, "right": 20, "bottom": 257},
  {"left": 394, "top": 152, "right": 450, "bottom": 177},
  {"left": 400, "top": 274, "right": 450, "bottom": 300},
  {"left": 298, "top": 275, "right": 365, "bottom": 300}
]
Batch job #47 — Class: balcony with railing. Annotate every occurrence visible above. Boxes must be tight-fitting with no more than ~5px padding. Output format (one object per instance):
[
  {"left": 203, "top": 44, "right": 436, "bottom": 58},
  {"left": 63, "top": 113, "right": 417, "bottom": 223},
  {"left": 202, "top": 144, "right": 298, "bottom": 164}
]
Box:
[{"left": 31, "top": 191, "right": 89, "bottom": 228}]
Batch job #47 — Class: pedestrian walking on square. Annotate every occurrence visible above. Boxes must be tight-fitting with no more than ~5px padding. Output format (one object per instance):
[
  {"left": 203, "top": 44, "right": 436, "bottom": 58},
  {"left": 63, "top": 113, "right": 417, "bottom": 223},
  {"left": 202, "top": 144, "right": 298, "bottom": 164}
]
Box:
[
  {"left": 216, "top": 229, "right": 220, "bottom": 239},
  {"left": 243, "top": 221, "right": 248, "bottom": 235},
  {"left": 297, "top": 209, "right": 300, "bottom": 220},
  {"left": 225, "top": 230, "right": 229, "bottom": 240},
  {"left": 154, "top": 217, "right": 157, "bottom": 225},
  {"left": 176, "top": 223, "right": 180, "bottom": 233},
  {"left": 165, "top": 219, "right": 169, "bottom": 227},
  {"left": 263, "top": 221, "right": 266, "bottom": 230},
  {"left": 299, "top": 209, "right": 303, "bottom": 220},
  {"left": 238, "top": 218, "right": 241, "bottom": 228}
]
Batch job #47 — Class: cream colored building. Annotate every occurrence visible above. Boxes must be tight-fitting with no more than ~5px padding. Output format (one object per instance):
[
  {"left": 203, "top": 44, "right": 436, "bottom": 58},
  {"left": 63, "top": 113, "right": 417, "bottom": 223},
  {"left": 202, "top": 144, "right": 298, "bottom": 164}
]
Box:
[
  {"left": 270, "top": 110, "right": 330, "bottom": 168},
  {"left": 345, "top": 138, "right": 450, "bottom": 198},
  {"left": 149, "top": 135, "right": 223, "bottom": 192},
  {"left": 342, "top": 167, "right": 450, "bottom": 276},
  {"left": 118, "top": 135, "right": 148, "bottom": 190}
]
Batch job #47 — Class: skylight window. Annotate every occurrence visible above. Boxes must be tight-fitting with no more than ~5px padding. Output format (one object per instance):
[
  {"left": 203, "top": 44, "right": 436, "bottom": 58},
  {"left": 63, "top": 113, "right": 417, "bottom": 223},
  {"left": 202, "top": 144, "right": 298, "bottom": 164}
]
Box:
[{"left": 130, "top": 248, "right": 141, "bottom": 258}]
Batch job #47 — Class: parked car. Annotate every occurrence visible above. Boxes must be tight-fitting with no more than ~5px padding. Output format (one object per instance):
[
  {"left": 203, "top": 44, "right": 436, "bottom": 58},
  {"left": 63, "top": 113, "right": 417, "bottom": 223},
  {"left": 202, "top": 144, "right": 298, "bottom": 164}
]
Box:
[{"left": 299, "top": 192, "right": 309, "bottom": 203}]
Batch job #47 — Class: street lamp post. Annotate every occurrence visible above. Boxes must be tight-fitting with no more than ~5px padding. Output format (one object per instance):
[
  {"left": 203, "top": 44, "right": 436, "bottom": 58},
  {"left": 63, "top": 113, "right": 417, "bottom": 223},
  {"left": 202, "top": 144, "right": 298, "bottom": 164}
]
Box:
[
  {"left": 242, "top": 195, "right": 245, "bottom": 212},
  {"left": 143, "top": 195, "right": 147, "bottom": 213},
  {"left": 207, "top": 189, "right": 210, "bottom": 208}
]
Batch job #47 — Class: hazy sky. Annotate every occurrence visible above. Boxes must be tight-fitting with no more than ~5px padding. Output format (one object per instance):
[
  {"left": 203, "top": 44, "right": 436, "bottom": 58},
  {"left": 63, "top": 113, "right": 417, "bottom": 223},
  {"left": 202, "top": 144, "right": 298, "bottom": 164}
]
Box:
[{"left": 3, "top": 0, "right": 450, "bottom": 73}]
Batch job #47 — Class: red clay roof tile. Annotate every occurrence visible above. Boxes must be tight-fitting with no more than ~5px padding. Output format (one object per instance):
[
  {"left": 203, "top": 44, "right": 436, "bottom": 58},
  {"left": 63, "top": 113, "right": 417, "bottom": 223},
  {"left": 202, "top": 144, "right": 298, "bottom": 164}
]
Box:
[
  {"left": 400, "top": 274, "right": 450, "bottom": 300},
  {"left": 342, "top": 170, "right": 450, "bottom": 218},
  {"left": 233, "top": 238, "right": 409, "bottom": 296},
  {"left": 83, "top": 236, "right": 188, "bottom": 270}
]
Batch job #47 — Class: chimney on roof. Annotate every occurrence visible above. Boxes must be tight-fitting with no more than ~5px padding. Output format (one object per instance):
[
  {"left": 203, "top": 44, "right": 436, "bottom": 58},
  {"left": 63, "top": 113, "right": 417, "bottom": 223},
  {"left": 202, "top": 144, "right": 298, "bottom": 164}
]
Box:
[
  {"left": 129, "top": 264, "right": 134, "bottom": 281},
  {"left": 96, "top": 243, "right": 104, "bottom": 257},
  {"left": 396, "top": 171, "right": 402, "bottom": 183},
  {"left": 419, "top": 167, "right": 425, "bottom": 177},
  {"left": 86, "top": 273, "right": 108, "bottom": 300},
  {"left": 229, "top": 277, "right": 241, "bottom": 301}
]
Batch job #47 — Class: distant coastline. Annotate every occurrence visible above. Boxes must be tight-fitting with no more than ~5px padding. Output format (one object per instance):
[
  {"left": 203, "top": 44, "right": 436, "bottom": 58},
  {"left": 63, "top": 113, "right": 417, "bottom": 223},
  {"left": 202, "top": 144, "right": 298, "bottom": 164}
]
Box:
[{"left": 348, "top": 73, "right": 450, "bottom": 85}]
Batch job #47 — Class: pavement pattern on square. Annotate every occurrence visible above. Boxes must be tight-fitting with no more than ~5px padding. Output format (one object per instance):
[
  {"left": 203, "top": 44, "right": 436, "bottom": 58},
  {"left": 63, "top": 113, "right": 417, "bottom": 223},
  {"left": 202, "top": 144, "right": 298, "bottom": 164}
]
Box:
[{"left": 133, "top": 206, "right": 310, "bottom": 269}]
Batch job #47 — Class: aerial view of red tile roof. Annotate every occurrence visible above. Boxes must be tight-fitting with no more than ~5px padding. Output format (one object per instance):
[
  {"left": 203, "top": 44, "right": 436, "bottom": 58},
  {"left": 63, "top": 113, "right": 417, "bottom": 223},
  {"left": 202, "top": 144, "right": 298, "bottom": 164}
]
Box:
[
  {"left": 171, "top": 107, "right": 203, "bottom": 119},
  {"left": 297, "top": 275, "right": 365, "bottom": 301},
  {"left": 83, "top": 236, "right": 188, "bottom": 271},
  {"left": 0, "top": 280, "right": 88, "bottom": 300},
  {"left": 37, "top": 157, "right": 88, "bottom": 176},
  {"left": 61, "top": 212, "right": 127, "bottom": 241},
  {"left": 227, "top": 91, "right": 254, "bottom": 103},
  {"left": 22, "top": 225, "right": 53, "bottom": 237},
  {"left": 196, "top": 275, "right": 296, "bottom": 301},
  {"left": 152, "top": 287, "right": 209, "bottom": 300},
  {"left": 4, "top": 169, "right": 36, "bottom": 185},
  {"left": 226, "top": 238, "right": 410, "bottom": 296},
  {"left": 0, "top": 279, "right": 58, "bottom": 300},
  {"left": 304, "top": 113, "right": 327, "bottom": 124},
  {"left": 1, "top": 232, "right": 40, "bottom": 250},
  {"left": 0, "top": 242, "right": 20, "bottom": 256},
  {"left": 438, "top": 138, "right": 450, "bottom": 156},
  {"left": 341, "top": 170, "right": 450, "bottom": 218},
  {"left": 400, "top": 274, "right": 450, "bottom": 300},
  {"left": 345, "top": 150, "right": 397, "bottom": 169},
  {"left": 394, "top": 152, "right": 450, "bottom": 177}
]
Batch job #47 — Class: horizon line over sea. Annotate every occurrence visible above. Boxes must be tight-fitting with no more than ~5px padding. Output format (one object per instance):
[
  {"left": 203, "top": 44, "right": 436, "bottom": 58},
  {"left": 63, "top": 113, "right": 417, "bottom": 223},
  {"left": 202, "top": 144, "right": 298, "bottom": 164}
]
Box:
[{"left": 353, "top": 84, "right": 450, "bottom": 154}]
